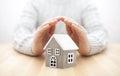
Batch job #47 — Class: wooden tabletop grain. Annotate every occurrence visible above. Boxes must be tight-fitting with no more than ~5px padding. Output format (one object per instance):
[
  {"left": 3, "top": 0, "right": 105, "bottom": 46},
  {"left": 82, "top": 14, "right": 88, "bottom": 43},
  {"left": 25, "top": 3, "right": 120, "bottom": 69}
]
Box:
[{"left": 0, "top": 44, "right": 120, "bottom": 76}]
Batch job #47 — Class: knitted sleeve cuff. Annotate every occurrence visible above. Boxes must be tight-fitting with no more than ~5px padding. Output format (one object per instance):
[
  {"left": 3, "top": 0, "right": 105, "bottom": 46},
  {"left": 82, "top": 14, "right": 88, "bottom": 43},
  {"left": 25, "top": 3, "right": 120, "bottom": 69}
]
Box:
[{"left": 86, "top": 34, "right": 107, "bottom": 56}]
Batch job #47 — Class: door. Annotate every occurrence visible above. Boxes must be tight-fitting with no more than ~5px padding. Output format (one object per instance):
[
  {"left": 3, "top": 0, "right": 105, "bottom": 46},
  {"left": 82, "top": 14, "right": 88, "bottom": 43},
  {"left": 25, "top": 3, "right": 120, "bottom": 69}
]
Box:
[{"left": 50, "top": 56, "right": 57, "bottom": 68}]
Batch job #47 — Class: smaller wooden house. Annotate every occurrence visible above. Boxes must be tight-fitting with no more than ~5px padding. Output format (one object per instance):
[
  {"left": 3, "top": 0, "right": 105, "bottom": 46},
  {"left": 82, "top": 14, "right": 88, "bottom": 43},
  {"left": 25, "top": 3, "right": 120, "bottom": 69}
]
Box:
[{"left": 43, "top": 34, "right": 79, "bottom": 68}]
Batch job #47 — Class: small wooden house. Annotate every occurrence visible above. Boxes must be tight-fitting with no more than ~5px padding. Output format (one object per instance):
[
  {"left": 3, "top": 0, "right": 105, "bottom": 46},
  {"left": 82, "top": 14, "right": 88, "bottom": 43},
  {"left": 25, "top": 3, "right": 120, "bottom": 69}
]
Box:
[{"left": 43, "top": 34, "right": 79, "bottom": 68}]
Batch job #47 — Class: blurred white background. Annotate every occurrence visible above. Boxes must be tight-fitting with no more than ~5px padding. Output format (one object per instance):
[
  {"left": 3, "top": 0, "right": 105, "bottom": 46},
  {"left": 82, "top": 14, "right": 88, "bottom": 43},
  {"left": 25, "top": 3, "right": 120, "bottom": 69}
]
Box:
[{"left": 0, "top": 0, "right": 120, "bottom": 43}]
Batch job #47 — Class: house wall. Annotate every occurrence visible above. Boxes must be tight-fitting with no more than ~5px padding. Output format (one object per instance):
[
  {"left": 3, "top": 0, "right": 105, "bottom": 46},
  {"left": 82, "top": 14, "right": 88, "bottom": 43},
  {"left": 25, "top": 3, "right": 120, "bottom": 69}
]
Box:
[
  {"left": 45, "top": 38, "right": 63, "bottom": 68},
  {"left": 62, "top": 50, "right": 77, "bottom": 68}
]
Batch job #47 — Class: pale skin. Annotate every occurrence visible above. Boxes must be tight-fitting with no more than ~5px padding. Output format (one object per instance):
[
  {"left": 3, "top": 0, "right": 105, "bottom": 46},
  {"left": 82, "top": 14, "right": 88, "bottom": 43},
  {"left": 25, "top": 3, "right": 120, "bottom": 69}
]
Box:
[{"left": 32, "top": 17, "right": 90, "bottom": 56}]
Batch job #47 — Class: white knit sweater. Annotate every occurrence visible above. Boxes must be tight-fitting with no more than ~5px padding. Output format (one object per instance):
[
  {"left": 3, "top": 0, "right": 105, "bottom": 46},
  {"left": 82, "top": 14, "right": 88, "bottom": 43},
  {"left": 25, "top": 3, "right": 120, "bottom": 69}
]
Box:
[{"left": 14, "top": 0, "right": 108, "bottom": 56}]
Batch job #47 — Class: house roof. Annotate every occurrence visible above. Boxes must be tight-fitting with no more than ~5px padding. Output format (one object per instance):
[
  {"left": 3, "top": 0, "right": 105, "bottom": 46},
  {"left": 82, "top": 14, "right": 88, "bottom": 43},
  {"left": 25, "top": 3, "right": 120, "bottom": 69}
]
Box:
[{"left": 44, "top": 34, "right": 79, "bottom": 51}]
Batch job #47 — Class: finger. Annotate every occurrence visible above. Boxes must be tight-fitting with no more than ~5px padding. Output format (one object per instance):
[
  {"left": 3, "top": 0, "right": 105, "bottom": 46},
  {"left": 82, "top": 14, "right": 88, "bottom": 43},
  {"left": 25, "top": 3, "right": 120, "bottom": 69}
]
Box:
[
  {"left": 41, "top": 23, "right": 56, "bottom": 35},
  {"left": 49, "top": 23, "right": 56, "bottom": 34},
  {"left": 49, "top": 19, "right": 58, "bottom": 26},
  {"left": 71, "top": 24, "right": 79, "bottom": 34},
  {"left": 40, "top": 17, "right": 59, "bottom": 28},
  {"left": 63, "top": 17, "right": 78, "bottom": 35},
  {"left": 66, "top": 23, "right": 72, "bottom": 35},
  {"left": 71, "top": 23, "right": 84, "bottom": 37},
  {"left": 72, "top": 23, "right": 87, "bottom": 34},
  {"left": 57, "top": 16, "right": 65, "bottom": 21},
  {"left": 48, "top": 18, "right": 59, "bottom": 34},
  {"left": 38, "top": 24, "right": 50, "bottom": 36},
  {"left": 63, "top": 18, "right": 73, "bottom": 35},
  {"left": 63, "top": 17, "right": 72, "bottom": 26},
  {"left": 38, "top": 18, "right": 59, "bottom": 36},
  {"left": 63, "top": 17, "right": 86, "bottom": 33}
]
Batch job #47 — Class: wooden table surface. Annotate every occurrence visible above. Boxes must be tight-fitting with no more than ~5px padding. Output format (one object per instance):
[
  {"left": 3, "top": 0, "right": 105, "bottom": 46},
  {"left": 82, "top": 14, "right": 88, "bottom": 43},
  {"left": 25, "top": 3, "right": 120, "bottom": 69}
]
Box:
[{"left": 0, "top": 44, "right": 120, "bottom": 76}]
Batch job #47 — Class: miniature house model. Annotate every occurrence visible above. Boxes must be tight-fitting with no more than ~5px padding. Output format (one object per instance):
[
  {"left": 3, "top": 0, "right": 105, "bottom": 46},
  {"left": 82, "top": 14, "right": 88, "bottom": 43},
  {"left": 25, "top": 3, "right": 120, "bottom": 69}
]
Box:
[{"left": 43, "top": 34, "right": 79, "bottom": 68}]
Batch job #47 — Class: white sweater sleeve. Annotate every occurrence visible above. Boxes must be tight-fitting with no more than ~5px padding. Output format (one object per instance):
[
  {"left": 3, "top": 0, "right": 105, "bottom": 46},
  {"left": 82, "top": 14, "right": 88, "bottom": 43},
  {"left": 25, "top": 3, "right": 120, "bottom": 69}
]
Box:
[
  {"left": 14, "top": 0, "right": 38, "bottom": 56},
  {"left": 81, "top": 0, "right": 108, "bottom": 55}
]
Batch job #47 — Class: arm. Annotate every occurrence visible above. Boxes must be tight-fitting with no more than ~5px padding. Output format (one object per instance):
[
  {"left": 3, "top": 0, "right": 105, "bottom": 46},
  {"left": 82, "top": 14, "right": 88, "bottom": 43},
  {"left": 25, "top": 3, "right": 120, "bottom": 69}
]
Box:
[
  {"left": 81, "top": 0, "right": 108, "bottom": 55},
  {"left": 14, "top": 0, "right": 38, "bottom": 56}
]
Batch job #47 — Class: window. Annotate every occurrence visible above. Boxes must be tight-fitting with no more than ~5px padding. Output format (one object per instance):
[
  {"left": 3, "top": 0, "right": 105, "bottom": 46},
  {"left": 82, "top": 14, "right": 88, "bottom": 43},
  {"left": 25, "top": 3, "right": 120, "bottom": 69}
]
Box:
[
  {"left": 47, "top": 48, "right": 52, "bottom": 55},
  {"left": 67, "top": 53, "right": 74, "bottom": 64},
  {"left": 55, "top": 48, "right": 60, "bottom": 56},
  {"left": 50, "top": 56, "right": 57, "bottom": 68}
]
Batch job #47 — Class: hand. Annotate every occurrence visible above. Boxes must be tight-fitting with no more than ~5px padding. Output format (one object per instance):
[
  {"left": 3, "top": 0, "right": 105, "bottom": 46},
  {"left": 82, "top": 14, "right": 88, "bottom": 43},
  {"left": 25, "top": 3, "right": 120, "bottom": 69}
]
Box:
[
  {"left": 61, "top": 17, "right": 90, "bottom": 55},
  {"left": 32, "top": 17, "right": 61, "bottom": 55}
]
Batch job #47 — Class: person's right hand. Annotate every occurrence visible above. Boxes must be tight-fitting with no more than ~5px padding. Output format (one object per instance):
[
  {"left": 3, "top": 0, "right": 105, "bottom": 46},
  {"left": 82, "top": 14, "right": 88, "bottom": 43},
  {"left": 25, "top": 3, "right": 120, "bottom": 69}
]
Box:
[{"left": 32, "top": 17, "right": 61, "bottom": 55}]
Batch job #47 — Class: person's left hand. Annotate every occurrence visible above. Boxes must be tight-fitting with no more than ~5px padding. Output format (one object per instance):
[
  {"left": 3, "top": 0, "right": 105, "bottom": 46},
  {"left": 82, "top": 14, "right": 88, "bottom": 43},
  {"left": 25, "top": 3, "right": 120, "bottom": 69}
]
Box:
[{"left": 60, "top": 17, "right": 90, "bottom": 55}]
